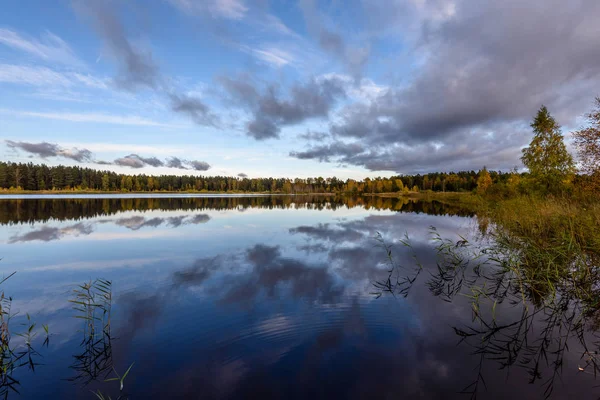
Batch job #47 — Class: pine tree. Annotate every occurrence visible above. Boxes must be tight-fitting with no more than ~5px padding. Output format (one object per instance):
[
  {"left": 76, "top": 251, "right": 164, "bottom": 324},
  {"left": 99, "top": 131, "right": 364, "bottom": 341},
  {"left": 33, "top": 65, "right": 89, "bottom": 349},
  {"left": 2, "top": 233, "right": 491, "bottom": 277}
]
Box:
[
  {"left": 521, "top": 106, "right": 575, "bottom": 192},
  {"left": 101, "top": 174, "right": 110, "bottom": 191}
]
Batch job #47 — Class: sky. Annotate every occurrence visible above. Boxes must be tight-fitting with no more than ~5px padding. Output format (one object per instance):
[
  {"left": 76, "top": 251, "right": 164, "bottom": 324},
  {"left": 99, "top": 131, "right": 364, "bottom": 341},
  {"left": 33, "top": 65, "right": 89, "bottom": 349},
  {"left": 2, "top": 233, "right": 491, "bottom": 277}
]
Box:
[{"left": 1, "top": 0, "right": 599, "bottom": 179}]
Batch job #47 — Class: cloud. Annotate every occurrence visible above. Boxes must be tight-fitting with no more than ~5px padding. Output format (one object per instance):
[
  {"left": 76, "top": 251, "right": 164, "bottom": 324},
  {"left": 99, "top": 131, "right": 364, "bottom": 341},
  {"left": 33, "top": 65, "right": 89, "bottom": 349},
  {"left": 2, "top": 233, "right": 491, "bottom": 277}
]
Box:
[
  {"left": 189, "top": 160, "right": 211, "bottom": 171},
  {"left": 289, "top": 0, "right": 600, "bottom": 173},
  {"left": 290, "top": 124, "right": 527, "bottom": 173},
  {"left": 164, "top": 157, "right": 212, "bottom": 171},
  {"left": 115, "top": 214, "right": 211, "bottom": 230},
  {"left": 166, "top": 156, "right": 187, "bottom": 169},
  {"left": 72, "top": 0, "right": 159, "bottom": 91},
  {"left": 72, "top": 0, "right": 218, "bottom": 127},
  {"left": 6, "top": 140, "right": 93, "bottom": 162},
  {"left": 0, "top": 64, "right": 108, "bottom": 89},
  {"left": 115, "top": 216, "right": 164, "bottom": 230},
  {"left": 219, "top": 74, "right": 346, "bottom": 140},
  {"left": 237, "top": 173, "right": 248, "bottom": 178},
  {"left": 0, "top": 28, "right": 84, "bottom": 67},
  {"left": 114, "top": 154, "right": 164, "bottom": 168},
  {"left": 298, "top": 131, "right": 329, "bottom": 142},
  {"left": 172, "top": 255, "right": 227, "bottom": 287},
  {"left": 1, "top": 109, "right": 176, "bottom": 127},
  {"left": 298, "top": 0, "right": 369, "bottom": 80},
  {"left": 4, "top": 139, "right": 211, "bottom": 171},
  {"left": 168, "top": 0, "right": 248, "bottom": 20},
  {"left": 8, "top": 222, "right": 93, "bottom": 243},
  {"left": 238, "top": 45, "right": 296, "bottom": 68},
  {"left": 290, "top": 141, "right": 366, "bottom": 163},
  {"left": 289, "top": 223, "right": 364, "bottom": 243},
  {"left": 189, "top": 214, "right": 211, "bottom": 224},
  {"left": 218, "top": 244, "right": 345, "bottom": 304},
  {"left": 247, "top": 117, "right": 280, "bottom": 140},
  {"left": 170, "top": 94, "right": 219, "bottom": 127}
]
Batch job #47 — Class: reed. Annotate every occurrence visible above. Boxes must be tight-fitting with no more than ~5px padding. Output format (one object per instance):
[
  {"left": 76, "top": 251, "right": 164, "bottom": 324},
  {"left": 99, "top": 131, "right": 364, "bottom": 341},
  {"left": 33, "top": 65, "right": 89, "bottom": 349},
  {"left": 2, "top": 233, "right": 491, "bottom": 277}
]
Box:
[
  {"left": 0, "top": 272, "right": 48, "bottom": 399},
  {"left": 373, "top": 194, "right": 600, "bottom": 399}
]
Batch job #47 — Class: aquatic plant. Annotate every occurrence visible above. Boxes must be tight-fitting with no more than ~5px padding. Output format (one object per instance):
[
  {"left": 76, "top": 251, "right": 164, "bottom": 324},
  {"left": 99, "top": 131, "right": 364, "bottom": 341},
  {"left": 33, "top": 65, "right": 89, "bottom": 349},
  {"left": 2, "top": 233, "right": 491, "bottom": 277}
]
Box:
[
  {"left": 0, "top": 272, "right": 49, "bottom": 399},
  {"left": 91, "top": 362, "right": 134, "bottom": 400},
  {"left": 373, "top": 218, "right": 600, "bottom": 399},
  {"left": 68, "top": 279, "right": 113, "bottom": 384}
]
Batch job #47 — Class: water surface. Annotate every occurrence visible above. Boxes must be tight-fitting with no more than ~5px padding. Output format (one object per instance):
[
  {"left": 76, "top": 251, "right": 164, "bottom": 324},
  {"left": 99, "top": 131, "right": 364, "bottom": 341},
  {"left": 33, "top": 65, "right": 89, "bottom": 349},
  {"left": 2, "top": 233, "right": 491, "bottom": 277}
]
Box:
[{"left": 0, "top": 195, "right": 596, "bottom": 399}]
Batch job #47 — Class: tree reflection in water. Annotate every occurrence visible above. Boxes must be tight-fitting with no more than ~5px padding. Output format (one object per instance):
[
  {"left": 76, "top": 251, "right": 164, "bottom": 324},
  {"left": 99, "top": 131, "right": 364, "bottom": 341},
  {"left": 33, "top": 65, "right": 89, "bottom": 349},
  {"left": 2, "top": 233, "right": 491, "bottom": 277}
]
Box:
[{"left": 0, "top": 195, "right": 475, "bottom": 226}]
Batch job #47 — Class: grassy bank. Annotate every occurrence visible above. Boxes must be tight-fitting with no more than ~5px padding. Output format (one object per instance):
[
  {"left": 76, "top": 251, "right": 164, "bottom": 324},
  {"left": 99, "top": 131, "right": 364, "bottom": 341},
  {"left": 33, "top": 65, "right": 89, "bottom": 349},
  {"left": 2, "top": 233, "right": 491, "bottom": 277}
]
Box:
[{"left": 372, "top": 189, "right": 600, "bottom": 287}]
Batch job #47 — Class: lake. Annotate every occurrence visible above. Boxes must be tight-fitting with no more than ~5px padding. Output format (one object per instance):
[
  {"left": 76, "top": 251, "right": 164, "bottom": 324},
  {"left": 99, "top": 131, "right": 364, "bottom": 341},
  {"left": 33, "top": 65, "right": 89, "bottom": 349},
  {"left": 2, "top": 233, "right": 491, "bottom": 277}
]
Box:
[{"left": 0, "top": 195, "right": 597, "bottom": 399}]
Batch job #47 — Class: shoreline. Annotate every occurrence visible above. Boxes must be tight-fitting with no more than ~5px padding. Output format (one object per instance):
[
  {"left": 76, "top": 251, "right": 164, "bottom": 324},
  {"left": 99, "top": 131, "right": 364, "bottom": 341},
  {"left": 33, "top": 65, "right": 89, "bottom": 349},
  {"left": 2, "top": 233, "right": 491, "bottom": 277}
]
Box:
[
  {"left": 0, "top": 191, "right": 337, "bottom": 196},
  {"left": 0, "top": 190, "right": 472, "bottom": 198}
]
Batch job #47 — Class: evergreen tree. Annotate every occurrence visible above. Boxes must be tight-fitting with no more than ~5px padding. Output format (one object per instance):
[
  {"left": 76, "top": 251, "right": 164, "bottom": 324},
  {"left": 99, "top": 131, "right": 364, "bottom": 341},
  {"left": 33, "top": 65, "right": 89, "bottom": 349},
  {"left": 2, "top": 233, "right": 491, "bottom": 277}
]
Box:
[
  {"left": 101, "top": 174, "right": 110, "bottom": 191},
  {"left": 521, "top": 106, "right": 575, "bottom": 192}
]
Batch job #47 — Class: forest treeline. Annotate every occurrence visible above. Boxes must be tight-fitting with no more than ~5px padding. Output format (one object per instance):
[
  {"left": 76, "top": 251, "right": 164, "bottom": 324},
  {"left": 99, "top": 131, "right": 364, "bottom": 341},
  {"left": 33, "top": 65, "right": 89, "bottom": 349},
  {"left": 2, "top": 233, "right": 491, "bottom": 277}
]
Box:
[
  {"left": 0, "top": 160, "right": 516, "bottom": 194},
  {"left": 1, "top": 98, "right": 599, "bottom": 196}
]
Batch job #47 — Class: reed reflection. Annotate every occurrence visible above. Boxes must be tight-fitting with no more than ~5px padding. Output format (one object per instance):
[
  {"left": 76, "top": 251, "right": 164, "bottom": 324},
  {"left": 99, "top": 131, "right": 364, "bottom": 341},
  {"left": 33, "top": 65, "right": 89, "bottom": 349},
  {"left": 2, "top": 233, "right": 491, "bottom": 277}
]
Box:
[{"left": 373, "top": 227, "right": 600, "bottom": 398}]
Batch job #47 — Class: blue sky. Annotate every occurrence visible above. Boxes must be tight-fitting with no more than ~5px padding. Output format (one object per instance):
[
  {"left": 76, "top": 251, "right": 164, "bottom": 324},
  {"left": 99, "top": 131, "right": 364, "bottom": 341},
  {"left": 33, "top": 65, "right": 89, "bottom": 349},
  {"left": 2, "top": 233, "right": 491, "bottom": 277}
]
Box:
[{"left": 1, "top": 0, "right": 599, "bottom": 178}]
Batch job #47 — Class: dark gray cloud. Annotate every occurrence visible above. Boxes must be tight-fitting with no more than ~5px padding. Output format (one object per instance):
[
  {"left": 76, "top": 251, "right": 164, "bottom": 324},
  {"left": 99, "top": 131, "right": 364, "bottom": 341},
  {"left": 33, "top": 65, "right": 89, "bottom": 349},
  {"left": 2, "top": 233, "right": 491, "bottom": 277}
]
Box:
[
  {"left": 114, "top": 154, "right": 164, "bottom": 169},
  {"left": 72, "top": 0, "right": 159, "bottom": 91},
  {"left": 290, "top": 0, "right": 600, "bottom": 173},
  {"left": 296, "top": 243, "right": 329, "bottom": 254},
  {"left": 5, "top": 139, "right": 213, "bottom": 172},
  {"left": 247, "top": 117, "right": 280, "bottom": 140},
  {"left": 170, "top": 94, "right": 219, "bottom": 127},
  {"left": 237, "top": 173, "right": 248, "bottom": 178},
  {"left": 72, "top": 0, "right": 217, "bottom": 127},
  {"left": 115, "top": 215, "right": 165, "bottom": 230},
  {"left": 299, "top": 0, "right": 369, "bottom": 81},
  {"left": 166, "top": 156, "right": 188, "bottom": 169},
  {"left": 298, "top": 131, "right": 329, "bottom": 142},
  {"left": 189, "top": 160, "right": 211, "bottom": 171},
  {"left": 6, "top": 141, "right": 59, "bottom": 158},
  {"left": 221, "top": 244, "right": 345, "bottom": 304},
  {"left": 189, "top": 214, "right": 211, "bottom": 224},
  {"left": 218, "top": 75, "right": 258, "bottom": 106},
  {"left": 173, "top": 255, "right": 228, "bottom": 287},
  {"left": 115, "top": 214, "right": 211, "bottom": 230},
  {"left": 220, "top": 75, "right": 346, "bottom": 140},
  {"left": 8, "top": 222, "right": 93, "bottom": 244},
  {"left": 64, "top": 0, "right": 600, "bottom": 173},
  {"left": 105, "top": 153, "right": 211, "bottom": 171},
  {"left": 290, "top": 141, "right": 366, "bottom": 163},
  {"left": 6, "top": 140, "right": 93, "bottom": 162},
  {"left": 289, "top": 223, "right": 364, "bottom": 243}
]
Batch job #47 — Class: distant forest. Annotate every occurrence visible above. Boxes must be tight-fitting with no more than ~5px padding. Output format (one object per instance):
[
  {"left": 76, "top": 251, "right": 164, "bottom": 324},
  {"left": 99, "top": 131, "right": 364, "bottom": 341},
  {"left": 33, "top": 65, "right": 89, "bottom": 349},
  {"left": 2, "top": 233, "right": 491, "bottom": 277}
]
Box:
[{"left": 1, "top": 161, "right": 529, "bottom": 193}]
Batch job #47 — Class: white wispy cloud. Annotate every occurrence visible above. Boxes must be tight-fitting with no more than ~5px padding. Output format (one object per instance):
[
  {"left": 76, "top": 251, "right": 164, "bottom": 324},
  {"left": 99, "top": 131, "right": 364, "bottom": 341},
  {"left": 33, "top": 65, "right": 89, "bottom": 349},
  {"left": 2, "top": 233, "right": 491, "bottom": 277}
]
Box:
[
  {"left": 0, "top": 109, "right": 181, "bottom": 128},
  {"left": 0, "top": 28, "right": 84, "bottom": 67},
  {"left": 168, "top": 0, "right": 247, "bottom": 20},
  {"left": 62, "top": 142, "right": 185, "bottom": 155},
  {"left": 239, "top": 45, "right": 296, "bottom": 67},
  {"left": 0, "top": 64, "right": 72, "bottom": 86},
  {"left": 0, "top": 64, "right": 107, "bottom": 89},
  {"left": 262, "top": 14, "right": 301, "bottom": 38},
  {"left": 20, "top": 255, "right": 183, "bottom": 272}
]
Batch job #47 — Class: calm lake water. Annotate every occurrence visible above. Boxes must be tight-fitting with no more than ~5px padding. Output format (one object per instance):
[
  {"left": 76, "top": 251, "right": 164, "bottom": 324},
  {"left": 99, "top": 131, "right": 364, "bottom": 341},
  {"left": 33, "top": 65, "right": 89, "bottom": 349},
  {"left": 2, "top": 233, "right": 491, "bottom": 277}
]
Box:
[{"left": 0, "top": 195, "right": 597, "bottom": 399}]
